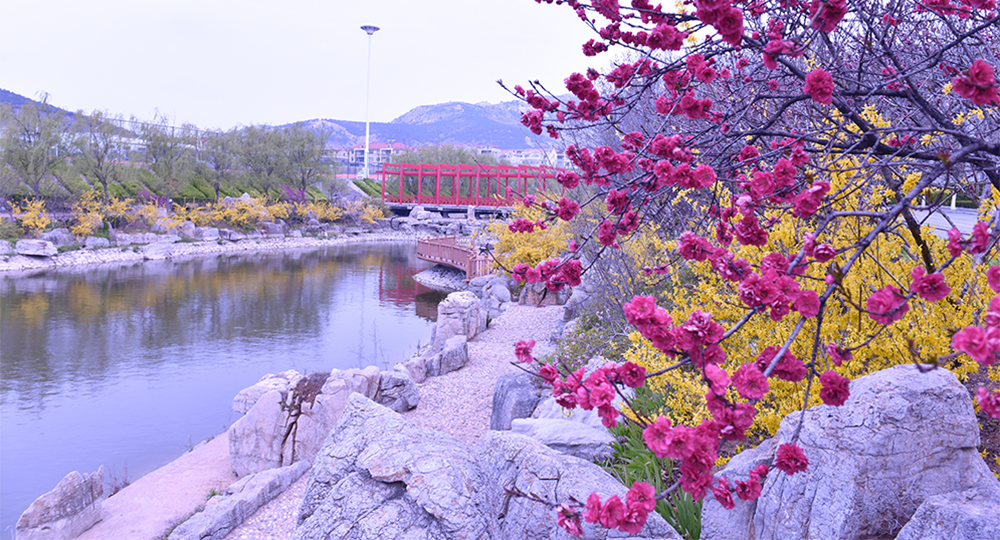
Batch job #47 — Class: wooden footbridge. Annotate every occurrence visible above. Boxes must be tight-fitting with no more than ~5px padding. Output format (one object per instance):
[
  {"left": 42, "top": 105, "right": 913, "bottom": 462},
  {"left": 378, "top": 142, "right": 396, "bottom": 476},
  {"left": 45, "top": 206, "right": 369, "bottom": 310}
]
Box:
[{"left": 416, "top": 236, "right": 493, "bottom": 281}]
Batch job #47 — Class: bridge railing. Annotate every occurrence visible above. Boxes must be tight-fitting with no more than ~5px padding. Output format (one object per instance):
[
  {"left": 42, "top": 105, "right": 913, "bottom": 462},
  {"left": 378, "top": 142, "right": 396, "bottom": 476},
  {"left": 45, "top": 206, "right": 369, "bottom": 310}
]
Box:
[
  {"left": 381, "top": 163, "right": 565, "bottom": 208},
  {"left": 416, "top": 235, "right": 493, "bottom": 281}
]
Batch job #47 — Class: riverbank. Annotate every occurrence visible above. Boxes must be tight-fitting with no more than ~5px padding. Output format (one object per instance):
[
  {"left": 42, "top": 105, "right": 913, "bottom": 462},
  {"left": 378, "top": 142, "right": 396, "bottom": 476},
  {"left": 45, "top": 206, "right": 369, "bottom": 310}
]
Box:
[{"left": 0, "top": 228, "right": 418, "bottom": 274}]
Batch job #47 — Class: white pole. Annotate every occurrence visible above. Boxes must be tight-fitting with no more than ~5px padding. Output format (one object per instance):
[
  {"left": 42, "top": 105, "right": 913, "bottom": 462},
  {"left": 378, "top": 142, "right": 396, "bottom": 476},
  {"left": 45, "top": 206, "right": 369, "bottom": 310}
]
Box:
[{"left": 361, "top": 25, "right": 379, "bottom": 179}]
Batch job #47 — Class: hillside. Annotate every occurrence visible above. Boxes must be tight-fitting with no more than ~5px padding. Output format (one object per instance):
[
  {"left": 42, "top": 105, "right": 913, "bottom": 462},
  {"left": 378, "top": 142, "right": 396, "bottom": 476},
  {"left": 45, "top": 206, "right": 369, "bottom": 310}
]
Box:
[{"left": 0, "top": 88, "right": 553, "bottom": 150}]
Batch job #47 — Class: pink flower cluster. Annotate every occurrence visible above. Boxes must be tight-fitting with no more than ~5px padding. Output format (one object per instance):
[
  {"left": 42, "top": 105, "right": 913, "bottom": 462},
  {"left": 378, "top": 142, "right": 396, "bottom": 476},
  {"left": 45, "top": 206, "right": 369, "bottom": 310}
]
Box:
[
  {"left": 774, "top": 443, "right": 809, "bottom": 475},
  {"left": 508, "top": 218, "right": 542, "bottom": 233},
  {"left": 711, "top": 465, "right": 769, "bottom": 509},
  {"left": 515, "top": 340, "right": 535, "bottom": 363},
  {"left": 512, "top": 259, "right": 583, "bottom": 291},
  {"left": 642, "top": 417, "right": 720, "bottom": 499},
  {"left": 694, "top": 0, "right": 745, "bottom": 46},
  {"left": 977, "top": 387, "right": 1000, "bottom": 419},
  {"left": 544, "top": 361, "right": 646, "bottom": 428},
  {"left": 953, "top": 60, "right": 1000, "bottom": 106},
  {"left": 576, "top": 482, "right": 657, "bottom": 535},
  {"left": 866, "top": 286, "right": 910, "bottom": 325},
  {"left": 803, "top": 69, "right": 835, "bottom": 105}
]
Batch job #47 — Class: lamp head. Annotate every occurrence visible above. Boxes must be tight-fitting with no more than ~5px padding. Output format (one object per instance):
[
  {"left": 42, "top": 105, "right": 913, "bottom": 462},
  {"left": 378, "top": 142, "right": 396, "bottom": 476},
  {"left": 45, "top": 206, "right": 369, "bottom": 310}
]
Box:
[{"left": 361, "top": 25, "right": 380, "bottom": 35}]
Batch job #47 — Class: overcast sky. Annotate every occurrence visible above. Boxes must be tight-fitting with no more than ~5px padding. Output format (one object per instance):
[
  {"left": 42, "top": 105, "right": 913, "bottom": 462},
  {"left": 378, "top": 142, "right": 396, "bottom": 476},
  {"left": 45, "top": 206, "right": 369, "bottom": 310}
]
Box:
[{"left": 0, "top": 0, "right": 598, "bottom": 130}]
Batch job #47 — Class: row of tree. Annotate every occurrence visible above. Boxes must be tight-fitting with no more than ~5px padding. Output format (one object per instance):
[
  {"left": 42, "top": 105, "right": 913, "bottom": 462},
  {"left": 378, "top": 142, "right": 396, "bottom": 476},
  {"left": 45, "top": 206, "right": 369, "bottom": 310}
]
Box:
[{"left": 0, "top": 98, "right": 339, "bottom": 204}]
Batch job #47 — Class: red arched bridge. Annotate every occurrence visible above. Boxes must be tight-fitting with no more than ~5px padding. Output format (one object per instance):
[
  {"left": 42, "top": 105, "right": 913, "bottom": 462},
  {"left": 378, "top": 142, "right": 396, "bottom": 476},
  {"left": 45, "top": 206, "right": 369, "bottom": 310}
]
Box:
[{"left": 380, "top": 163, "right": 565, "bottom": 213}]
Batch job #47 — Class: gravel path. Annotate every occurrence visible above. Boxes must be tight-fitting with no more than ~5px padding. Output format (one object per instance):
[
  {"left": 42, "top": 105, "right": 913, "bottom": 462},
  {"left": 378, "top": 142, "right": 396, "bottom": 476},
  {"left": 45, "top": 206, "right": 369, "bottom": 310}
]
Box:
[{"left": 223, "top": 302, "right": 564, "bottom": 539}]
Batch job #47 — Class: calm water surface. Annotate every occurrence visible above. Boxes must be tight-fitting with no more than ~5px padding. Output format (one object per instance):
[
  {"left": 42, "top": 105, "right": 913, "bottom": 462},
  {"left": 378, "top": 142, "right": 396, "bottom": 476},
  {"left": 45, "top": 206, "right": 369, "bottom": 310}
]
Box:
[{"left": 0, "top": 243, "right": 445, "bottom": 538}]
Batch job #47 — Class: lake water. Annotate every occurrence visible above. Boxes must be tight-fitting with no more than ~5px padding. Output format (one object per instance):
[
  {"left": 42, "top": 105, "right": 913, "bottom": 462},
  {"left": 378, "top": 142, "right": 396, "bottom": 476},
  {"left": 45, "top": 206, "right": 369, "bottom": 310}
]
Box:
[{"left": 0, "top": 242, "right": 445, "bottom": 539}]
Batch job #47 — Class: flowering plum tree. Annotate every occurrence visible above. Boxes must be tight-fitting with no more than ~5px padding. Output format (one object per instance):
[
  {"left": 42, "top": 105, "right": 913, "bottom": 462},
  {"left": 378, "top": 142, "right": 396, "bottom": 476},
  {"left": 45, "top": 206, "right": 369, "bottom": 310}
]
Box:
[{"left": 503, "top": 0, "right": 1000, "bottom": 535}]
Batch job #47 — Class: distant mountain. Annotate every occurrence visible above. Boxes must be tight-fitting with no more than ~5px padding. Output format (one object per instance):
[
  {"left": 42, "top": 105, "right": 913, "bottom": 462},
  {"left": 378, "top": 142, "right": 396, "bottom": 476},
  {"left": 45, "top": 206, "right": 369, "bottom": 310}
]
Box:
[
  {"left": 0, "top": 88, "right": 34, "bottom": 110},
  {"left": 293, "top": 100, "right": 555, "bottom": 150}
]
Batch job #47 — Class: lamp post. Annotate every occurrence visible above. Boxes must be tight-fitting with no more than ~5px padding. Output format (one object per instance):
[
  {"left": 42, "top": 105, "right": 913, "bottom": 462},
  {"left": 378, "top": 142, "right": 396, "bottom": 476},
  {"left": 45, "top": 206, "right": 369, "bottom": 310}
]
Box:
[{"left": 361, "top": 25, "right": 379, "bottom": 179}]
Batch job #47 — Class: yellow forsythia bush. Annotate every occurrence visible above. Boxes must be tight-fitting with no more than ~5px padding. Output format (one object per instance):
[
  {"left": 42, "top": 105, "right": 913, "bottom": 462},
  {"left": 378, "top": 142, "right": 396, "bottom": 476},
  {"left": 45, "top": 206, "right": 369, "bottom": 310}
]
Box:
[
  {"left": 489, "top": 204, "right": 574, "bottom": 271},
  {"left": 624, "top": 161, "right": 989, "bottom": 438}
]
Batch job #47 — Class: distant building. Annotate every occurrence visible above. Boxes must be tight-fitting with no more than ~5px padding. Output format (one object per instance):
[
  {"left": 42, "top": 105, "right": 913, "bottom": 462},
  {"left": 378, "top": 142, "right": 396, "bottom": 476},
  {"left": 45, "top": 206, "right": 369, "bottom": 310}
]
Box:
[{"left": 344, "top": 142, "right": 409, "bottom": 177}]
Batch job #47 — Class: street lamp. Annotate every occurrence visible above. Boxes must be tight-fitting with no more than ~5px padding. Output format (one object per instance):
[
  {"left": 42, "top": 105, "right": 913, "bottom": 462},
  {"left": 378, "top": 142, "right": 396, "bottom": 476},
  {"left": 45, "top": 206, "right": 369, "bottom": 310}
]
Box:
[{"left": 361, "top": 24, "right": 379, "bottom": 179}]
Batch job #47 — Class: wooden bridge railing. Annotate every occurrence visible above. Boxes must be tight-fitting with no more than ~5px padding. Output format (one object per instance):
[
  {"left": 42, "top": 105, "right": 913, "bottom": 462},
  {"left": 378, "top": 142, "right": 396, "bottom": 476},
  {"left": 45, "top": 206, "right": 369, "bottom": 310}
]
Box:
[{"left": 416, "top": 236, "right": 493, "bottom": 281}]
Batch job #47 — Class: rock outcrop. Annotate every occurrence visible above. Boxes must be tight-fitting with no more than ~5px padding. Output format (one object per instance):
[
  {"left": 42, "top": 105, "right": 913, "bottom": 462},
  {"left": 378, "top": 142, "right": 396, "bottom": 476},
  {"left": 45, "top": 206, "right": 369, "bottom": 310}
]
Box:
[
  {"left": 294, "top": 393, "right": 681, "bottom": 540},
  {"left": 167, "top": 462, "right": 310, "bottom": 540},
  {"left": 430, "top": 291, "right": 485, "bottom": 351},
  {"left": 510, "top": 418, "right": 616, "bottom": 462},
  {"left": 16, "top": 467, "right": 104, "bottom": 540},
  {"left": 15, "top": 239, "right": 57, "bottom": 258},
  {"left": 701, "top": 364, "right": 1000, "bottom": 540},
  {"left": 490, "top": 370, "right": 543, "bottom": 431}
]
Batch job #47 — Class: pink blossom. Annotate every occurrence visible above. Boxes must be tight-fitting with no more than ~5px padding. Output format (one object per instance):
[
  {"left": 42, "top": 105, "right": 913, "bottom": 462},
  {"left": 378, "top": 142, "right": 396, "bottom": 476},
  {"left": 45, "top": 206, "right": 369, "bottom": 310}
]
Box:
[
  {"left": 642, "top": 417, "right": 674, "bottom": 457},
  {"left": 792, "top": 181, "right": 831, "bottom": 218},
  {"left": 969, "top": 221, "right": 991, "bottom": 254},
  {"left": 952, "top": 326, "right": 998, "bottom": 366},
  {"left": 556, "top": 198, "right": 580, "bottom": 221},
  {"left": 617, "top": 361, "right": 646, "bottom": 388},
  {"left": 756, "top": 346, "right": 807, "bottom": 382},
  {"left": 515, "top": 340, "right": 536, "bottom": 363},
  {"left": 977, "top": 387, "right": 1000, "bottom": 419},
  {"left": 813, "top": 243, "right": 837, "bottom": 262},
  {"left": 910, "top": 266, "right": 951, "bottom": 302},
  {"left": 866, "top": 286, "right": 910, "bottom": 325},
  {"left": 678, "top": 231, "right": 713, "bottom": 261},
  {"left": 774, "top": 443, "right": 809, "bottom": 475},
  {"left": 734, "top": 477, "right": 762, "bottom": 501},
  {"left": 826, "top": 342, "right": 853, "bottom": 366},
  {"left": 626, "top": 481, "right": 658, "bottom": 514},
  {"left": 947, "top": 228, "right": 965, "bottom": 257},
  {"left": 988, "top": 267, "right": 1000, "bottom": 293},
  {"left": 809, "top": 0, "right": 848, "bottom": 33},
  {"left": 705, "top": 364, "right": 730, "bottom": 395},
  {"left": 618, "top": 505, "right": 649, "bottom": 534},
  {"left": 557, "top": 505, "right": 583, "bottom": 537},
  {"left": 599, "top": 495, "right": 626, "bottom": 529},
  {"left": 712, "top": 477, "right": 735, "bottom": 509},
  {"left": 734, "top": 214, "right": 769, "bottom": 246},
  {"left": 803, "top": 69, "right": 835, "bottom": 105},
  {"left": 732, "top": 364, "right": 769, "bottom": 399},
  {"left": 952, "top": 60, "right": 1000, "bottom": 106},
  {"left": 583, "top": 492, "right": 603, "bottom": 523},
  {"left": 819, "top": 370, "right": 851, "bottom": 406},
  {"left": 793, "top": 290, "right": 821, "bottom": 318}
]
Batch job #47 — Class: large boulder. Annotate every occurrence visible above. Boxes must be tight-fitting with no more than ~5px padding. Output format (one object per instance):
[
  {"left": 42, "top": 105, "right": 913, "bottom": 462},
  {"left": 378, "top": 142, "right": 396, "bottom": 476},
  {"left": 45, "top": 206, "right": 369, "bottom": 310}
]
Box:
[
  {"left": 229, "top": 368, "right": 383, "bottom": 477},
  {"left": 82, "top": 236, "right": 109, "bottom": 249},
  {"left": 430, "top": 291, "right": 485, "bottom": 351},
  {"left": 701, "top": 364, "right": 1000, "bottom": 540},
  {"left": 893, "top": 487, "right": 1000, "bottom": 540},
  {"left": 294, "top": 393, "right": 680, "bottom": 540},
  {"left": 16, "top": 467, "right": 104, "bottom": 540},
  {"left": 15, "top": 239, "right": 57, "bottom": 257},
  {"left": 142, "top": 241, "right": 176, "bottom": 260},
  {"left": 37, "top": 228, "right": 75, "bottom": 247},
  {"left": 425, "top": 335, "right": 469, "bottom": 377},
  {"left": 519, "top": 281, "right": 572, "bottom": 306},
  {"left": 167, "top": 461, "right": 310, "bottom": 540},
  {"left": 490, "top": 371, "right": 542, "bottom": 431},
  {"left": 510, "top": 418, "right": 615, "bottom": 462},
  {"left": 232, "top": 371, "right": 304, "bottom": 414}
]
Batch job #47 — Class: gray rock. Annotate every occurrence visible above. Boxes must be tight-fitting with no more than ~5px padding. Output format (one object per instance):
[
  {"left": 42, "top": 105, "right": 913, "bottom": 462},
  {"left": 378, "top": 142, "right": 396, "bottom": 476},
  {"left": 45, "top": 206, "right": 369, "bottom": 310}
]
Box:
[
  {"left": 229, "top": 390, "right": 291, "bottom": 476},
  {"left": 295, "top": 393, "right": 680, "bottom": 540},
  {"left": 408, "top": 205, "right": 426, "bottom": 218},
  {"left": 402, "top": 354, "right": 429, "bottom": 384},
  {"left": 16, "top": 467, "right": 104, "bottom": 540},
  {"left": 377, "top": 367, "right": 420, "bottom": 412},
  {"left": 82, "top": 236, "right": 109, "bottom": 249},
  {"left": 142, "top": 241, "right": 175, "bottom": 260},
  {"left": 431, "top": 291, "right": 485, "bottom": 351},
  {"left": 510, "top": 418, "right": 615, "bottom": 462},
  {"left": 229, "top": 369, "right": 382, "bottom": 477},
  {"left": 15, "top": 239, "right": 57, "bottom": 257},
  {"left": 177, "top": 220, "right": 196, "bottom": 238},
  {"left": 232, "top": 370, "right": 304, "bottom": 414},
  {"left": 894, "top": 487, "right": 1000, "bottom": 540},
  {"left": 413, "top": 264, "right": 468, "bottom": 294},
  {"left": 195, "top": 227, "right": 220, "bottom": 240},
  {"left": 701, "top": 364, "right": 1000, "bottom": 540},
  {"left": 217, "top": 229, "right": 246, "bottom": 242},
  {"left": 490, "top": 371, "right": 542, "bottom": 431},
  {"left": 167, "top": 461, "right": 310, "bottom": 540},
  {"left": 259, "top": 221, "right": 286, "bottom": 236},
  {"left": 0, "top": 240, "right": 14, "bottom": 256},
  {"left": 289, "top": 229, "right": 302, "bottom": 238},
  {"left": 519, "top": 281, "right": 572, "bottom": 306},
  {"left": 37, "top": 228, "right": 75, "bottom": 247},
  {"left": 425, "top": 335, "right": 468, "bottom": 377}
]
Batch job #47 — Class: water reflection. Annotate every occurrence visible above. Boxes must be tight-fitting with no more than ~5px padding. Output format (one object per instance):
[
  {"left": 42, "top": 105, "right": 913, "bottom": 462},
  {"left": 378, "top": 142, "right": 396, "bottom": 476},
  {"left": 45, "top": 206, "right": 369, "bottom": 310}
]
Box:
[{"left": 0, "top": 242, "right": 444, "bottom": 539}]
